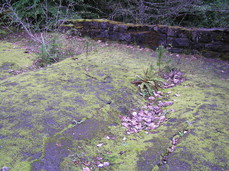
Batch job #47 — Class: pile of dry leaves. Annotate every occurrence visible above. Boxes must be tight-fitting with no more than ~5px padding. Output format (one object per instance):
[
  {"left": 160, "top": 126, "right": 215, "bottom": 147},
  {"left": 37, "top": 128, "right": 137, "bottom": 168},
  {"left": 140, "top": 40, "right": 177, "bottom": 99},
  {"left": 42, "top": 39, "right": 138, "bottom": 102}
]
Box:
[
  {"left": 162, "top": 69, "right": 185, "bottom": 88},
  {"left": 121, "top": 69, "right": 185, "bottom": 134},
  {"left": 120, "top": 92, "right": 174, "bottom": 134}
]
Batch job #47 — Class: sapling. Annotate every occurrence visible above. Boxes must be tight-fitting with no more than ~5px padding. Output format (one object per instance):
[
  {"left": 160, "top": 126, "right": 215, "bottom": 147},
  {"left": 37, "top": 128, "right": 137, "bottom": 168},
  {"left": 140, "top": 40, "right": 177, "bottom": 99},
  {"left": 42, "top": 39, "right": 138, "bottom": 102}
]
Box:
[{"left": 156, "top": 45, "right": 168, "bottom": 73}]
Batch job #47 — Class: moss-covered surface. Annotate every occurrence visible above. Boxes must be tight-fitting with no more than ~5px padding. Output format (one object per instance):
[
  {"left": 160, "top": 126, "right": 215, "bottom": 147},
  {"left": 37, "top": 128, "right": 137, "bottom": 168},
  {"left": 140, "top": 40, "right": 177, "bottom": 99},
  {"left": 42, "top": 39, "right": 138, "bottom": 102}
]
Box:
[
  {"left": 65, "top": 19, "right": 188, "bottom": 31},
  {"left": 138, "top": 59, "right": 229, "bottom": 171},
  {"left": 0, "top": 41, "right": 228, "bottom": 171},
  {"left": 0, "top": 42, "right": 36, "bottom": 80},
  {"left": 0, "top": 43, "right": 149, "bottom": 170}
]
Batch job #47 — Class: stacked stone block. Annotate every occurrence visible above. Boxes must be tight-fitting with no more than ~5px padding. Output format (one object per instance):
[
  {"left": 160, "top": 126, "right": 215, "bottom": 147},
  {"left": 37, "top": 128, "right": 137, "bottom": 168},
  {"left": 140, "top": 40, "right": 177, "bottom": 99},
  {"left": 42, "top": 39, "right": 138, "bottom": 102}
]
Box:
[{"left": 61, "top": 19, "right": 229, "bottom": 59}]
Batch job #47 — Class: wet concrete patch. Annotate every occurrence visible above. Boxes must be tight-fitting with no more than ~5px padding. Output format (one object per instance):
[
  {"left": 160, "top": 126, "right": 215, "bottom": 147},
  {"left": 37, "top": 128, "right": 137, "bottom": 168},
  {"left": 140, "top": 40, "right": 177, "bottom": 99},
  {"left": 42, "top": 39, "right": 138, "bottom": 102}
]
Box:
[
  {"left": 64, "top": 119, "right": 108, "bottom": 140},
  {"left": 166, "top": 154, "right": 192, "bottom": 171},
  {"left": 0, "top": 62, "right": 15, "bottom": 70},
  {"left": 1, "top": 81, "right": 18, "bottom": 87},
  {"left": 137, "top": 137, "right": 169, "bottom": 171},
  {"left": 32, "top": 142, "right": 70, "bottom": 171}
]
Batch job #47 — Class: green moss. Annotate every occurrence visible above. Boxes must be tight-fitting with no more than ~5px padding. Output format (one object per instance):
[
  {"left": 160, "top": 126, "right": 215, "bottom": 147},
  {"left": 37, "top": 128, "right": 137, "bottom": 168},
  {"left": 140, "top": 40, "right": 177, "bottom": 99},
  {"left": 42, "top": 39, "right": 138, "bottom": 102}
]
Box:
[
  {"left": 0, "top": 44, "right": 154, "bottom": 170},
  {"left": 0, "top": 41, "right": 228, "bottom": 170},
  {"left": 11, "top": 161, "right": 31, "bottom": 171},
  {"left": 0, "top": 42, "right": 35, "bottom": 67},
  {"left": 66, "top": 19, "right": 153, "bottom": 28},
  {"left": 0, "top": 42, "right": 36, "bottom": 80},
  {"left": 64, "top": 19, "right": 200, "bottom": 32},
  {"left": 0, "top": 29, "right": 7, "bottom": 35},
  {"left": 152, "top": 165, "right": 159, "bottom": 171},
  {"left": 155, "top": 61, "right": 229, "bottom": 170}
]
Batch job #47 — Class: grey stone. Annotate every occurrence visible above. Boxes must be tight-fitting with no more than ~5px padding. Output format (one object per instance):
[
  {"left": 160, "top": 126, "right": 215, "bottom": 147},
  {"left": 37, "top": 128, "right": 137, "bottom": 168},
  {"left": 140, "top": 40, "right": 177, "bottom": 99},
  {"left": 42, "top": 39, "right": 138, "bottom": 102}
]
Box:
[
  {"left": 1, "top": 167, "right": 9, "bottom": 171},
  {"left": 152, "top": 26, "right": 159, "bottom": 32},
  {"left": 168, "top": 37, "right": 191, "bottom": 48},
  {"left": 132, "top": 32, "right": 145, "bottom": 45},
  {"left": 167, "top": 28, "right": 178, "bottom": 37},
  {"left": 119, "top": 33, "right": 131, "bottom": 42},
  {"left": 168, "top": 48, "right": 184, "bottom": 53},
  {"left": 112, "top": 25, "right": 119, "bottom": 32},
  {"left": 96, "top": 30, "right": 109, "bottom": 39},
  {"left": 167, "top": 37, "right": 174, "bottom": 46},
  {"left": 178, "top": 30, "right": 190, "bottom": 38},
  {"left": 158, "top": 26, "right": 168, "bottom": 34},
  {"left": 205, "top": 42, "right": 226, "bottom": 51},
  {"left": 192, "top": 30, "right": 219, "bottom": 43},
  {"left": 118, "top": 25, "right": 128, "bottom": 32},
  {"left": 100, "top": 22, "right": 108, "bottom": 29},
  {"left": 173, "top": 38, "right": 190, "bottom": 48},
  {"left": 192, "top": 43, "right": 205, "bottom": 50},
  {"left": 91, "top": 22, "right": 99, "bottom": 29},
  {"left": 89, "top": 30, "right": 100, "bottom": 38},
  {"left": 60, "top": 19, "right": 229, "bottom": 60},
  {"left": 109, "top": 32, "right": 120, "bottom": 41},
  {"left": 158, "top": 34, "right": 167, "bottom": 46},
  {"left": 201, "top": 51, "right": 221, "bottom": 58},
  {"left": 82, "top": 22, "right": 91, "bottom": 28}
]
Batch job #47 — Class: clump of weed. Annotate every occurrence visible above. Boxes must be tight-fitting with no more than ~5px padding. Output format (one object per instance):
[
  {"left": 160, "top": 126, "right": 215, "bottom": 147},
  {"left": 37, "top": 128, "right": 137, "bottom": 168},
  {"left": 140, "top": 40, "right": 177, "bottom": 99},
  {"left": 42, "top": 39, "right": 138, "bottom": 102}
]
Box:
[
  {"left": 132, "top": 46, "right": 185, "bottom": 97},
  {"left": 132, "top": 64, "right": 165, "bottom": 97},
  {"left": 132, "top": 46, "right": 170, "bottom": 97}
]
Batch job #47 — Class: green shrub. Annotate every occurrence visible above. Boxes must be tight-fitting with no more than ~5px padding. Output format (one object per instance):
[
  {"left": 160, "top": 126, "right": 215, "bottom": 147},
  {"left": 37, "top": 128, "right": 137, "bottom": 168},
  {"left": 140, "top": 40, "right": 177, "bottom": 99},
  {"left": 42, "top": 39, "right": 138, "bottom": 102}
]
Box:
[
  {"left": 0, "top": 29, "right": 7, "bottom": 35},
  {"left": 37, "top": 34, "right": 62, "bottom": 67}
]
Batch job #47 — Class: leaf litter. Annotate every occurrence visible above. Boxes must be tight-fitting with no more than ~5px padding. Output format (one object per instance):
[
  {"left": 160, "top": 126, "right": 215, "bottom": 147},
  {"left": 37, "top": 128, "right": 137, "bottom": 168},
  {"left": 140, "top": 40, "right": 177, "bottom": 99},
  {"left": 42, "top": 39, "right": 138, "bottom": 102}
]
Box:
[{"left": 120, "top": 69, "right": 185, "bottom": 134}]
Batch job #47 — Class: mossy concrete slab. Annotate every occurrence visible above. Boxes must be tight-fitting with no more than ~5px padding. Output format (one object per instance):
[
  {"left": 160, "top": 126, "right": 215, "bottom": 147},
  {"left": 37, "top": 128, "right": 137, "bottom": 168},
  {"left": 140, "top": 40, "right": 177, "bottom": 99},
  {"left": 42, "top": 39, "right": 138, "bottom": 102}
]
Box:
[
  {"left": 0, "top": 44, "right": 152, "bottom": 170},
  {"left": 137, "top": 58, "right": 229, "bottom": 171},
  {"left": 0, "top": 42, "right": 36, "bottom": 80},
  {"left": 0, "top": 43, "right": 228, "bottom": 171}
]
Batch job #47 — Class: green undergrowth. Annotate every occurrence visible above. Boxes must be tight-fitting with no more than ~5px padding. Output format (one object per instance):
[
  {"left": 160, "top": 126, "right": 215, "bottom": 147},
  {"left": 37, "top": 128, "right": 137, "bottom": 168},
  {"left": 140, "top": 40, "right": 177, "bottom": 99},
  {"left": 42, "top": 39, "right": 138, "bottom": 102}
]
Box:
[{"left": 0, "top": 42, "right": 228, "bottom": 170}]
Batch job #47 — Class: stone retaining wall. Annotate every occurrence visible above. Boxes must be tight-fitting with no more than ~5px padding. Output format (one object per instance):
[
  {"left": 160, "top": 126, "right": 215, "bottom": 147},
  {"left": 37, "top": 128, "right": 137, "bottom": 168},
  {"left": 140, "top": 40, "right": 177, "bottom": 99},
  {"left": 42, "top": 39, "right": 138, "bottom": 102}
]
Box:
[{"left": 60, "top": 19, "right": 229, "bottom": 60}]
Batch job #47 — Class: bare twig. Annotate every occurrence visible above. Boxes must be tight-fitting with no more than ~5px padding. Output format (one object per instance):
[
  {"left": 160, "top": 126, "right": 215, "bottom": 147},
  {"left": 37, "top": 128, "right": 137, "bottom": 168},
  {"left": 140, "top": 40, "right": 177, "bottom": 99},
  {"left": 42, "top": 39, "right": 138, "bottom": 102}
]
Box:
[{"left": 5, "top": 0, "right": 42, "bottom": 43}]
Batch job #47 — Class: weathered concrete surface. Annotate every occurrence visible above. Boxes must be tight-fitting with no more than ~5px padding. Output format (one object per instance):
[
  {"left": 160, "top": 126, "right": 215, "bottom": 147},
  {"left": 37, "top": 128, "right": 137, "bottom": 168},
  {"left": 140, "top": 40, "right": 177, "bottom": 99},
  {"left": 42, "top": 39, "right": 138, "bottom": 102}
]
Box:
[{"left": 0, "top": 42, "right": 229, "bottom": 171}]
